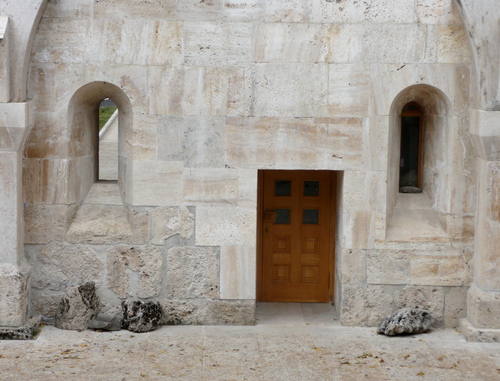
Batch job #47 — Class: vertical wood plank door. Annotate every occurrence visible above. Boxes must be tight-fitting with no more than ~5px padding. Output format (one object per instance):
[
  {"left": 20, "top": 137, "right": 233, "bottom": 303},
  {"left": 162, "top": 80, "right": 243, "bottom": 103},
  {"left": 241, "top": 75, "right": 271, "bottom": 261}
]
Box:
[{"left": 261, "top": 170, "right": 332, "bottom": 302}]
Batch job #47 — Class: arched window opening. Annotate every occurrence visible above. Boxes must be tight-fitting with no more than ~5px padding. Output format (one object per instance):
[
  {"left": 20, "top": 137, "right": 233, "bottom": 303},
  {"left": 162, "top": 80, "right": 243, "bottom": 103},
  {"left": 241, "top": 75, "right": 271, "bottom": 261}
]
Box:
[
  {"left": 98, "top": 98, "right": 118, "bottom": 181},
  {"left": 399, "top": 102, "right": 423, "bottom": 193}
]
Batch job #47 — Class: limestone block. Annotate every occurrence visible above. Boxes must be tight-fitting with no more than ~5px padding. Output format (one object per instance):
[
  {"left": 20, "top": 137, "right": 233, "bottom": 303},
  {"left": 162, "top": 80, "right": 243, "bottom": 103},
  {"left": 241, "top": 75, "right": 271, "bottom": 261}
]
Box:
[
  {"left": 29, "top": 290, "right": 61, "bottom": 319},
  {"left": 225, "top": 117, "right": 363, "bottom": 169},
  {"left": 250, "top": 63, "right": 328, "bottom": 117},
  {"left": 23, "top": 158, "right": 69, "bottom": 204},
  {"left": 166, "top": 246, "right": 219, "bottom": 299},
  {"left": 157, "top": 116, "right": 226, "bottom": 168},
  {"left": 237, "top": 169, "right": 258, "bottom": 207},
  {"left": 220, "top": 246, "right": 256, "bottom": 299},
  {"left": 31, "top": 18, "right": 88, "bottom": 64},
  {"left": 0, "top": 102, "right": 33, "bottom": 151},
  {"left": 160, "top": 299, "right": 255, "bottom": 325},
  {"left": 0, "top": 264, "right": 28, "bottom": 326},
  {"left": 310, "top": 0, "right": 416, "bottom": 23},
  {"left": 183, "top": 169, "right": 239, "bottom": 206},
  {"left": 149, "top": 66, "right": 245, "bottom": 116},
  {"left": 444, "top": 287, "right": 467, "bottom": 327},
  {"left": 87, "top": 64, "right": 148, "bottom": 114},
  {"left": 24, "top": 112, "right": 67, "bottom": 159},
  {"left": 342, "top": 170, "right": 385, "bottom": 211},
  {"left": 328, "top": 64, "right": 370, "bottom": 116},
  {"left": 265, "top": 0, "right": 310, "bottom": 22},
  {"left": 43, "top": 0, "right": 92, "bottom": 18},
  {"left": 254, "top": 23, "right": 340, "bottom": 63},
  {"left": 437, "top": 24, "right": 472, "bottom": 64},
  {"left": 183, "top": 21, "right": 252, "bottom": 66},
  {"left": 364, "top": 117, "right": 389, "bottom": 171},
  {"left": 416, "top": 0, "right": 462, "bottom": 25},
  {"left": 88, "top": 19, "right": 182, "bottom": 66},
  {"left": 394, "top": 286, "right": 445, "bottom": 327},
  {"left": 222, "top": 0, "right": 264, "bottom": 21},
  {"left": 361, "top": 24, "right": 428, "bottom": 64},
  {"left": 366, "top": 251, "right": 411, "bottom": 285},
  {"left": 94, "top": 0, "right": 176, "bottom": 19},
  {"left": 24, "top": 204, "right": 53, "bottom": 244},
  {"left": 410, "top": 254, "right": 468, "bottom": 286},
  {"left": 340, "top": 285, "right": 393, "bottom": 327},
  {"left": 54, "top": 282, "right": 100, "bottom": 331},
  {"left": 195, "top": 206, "right": 256, "bottom": 247},
  {"left": 470, "top": 110, "right": 500, "bottom": 161},
  {"left": 343, "top": 210, "right": 375, "bottom": 249},
  {"left": 132, "top": 113, "right": 156, "bottom": 161},
  {"left": 177, "top": 0, "right": 223, "bottom": 21},
  {"left": 126, "top": 206, "right": 150, "bottom": 245},
  {"left": 31, "top": 243, "right": 104, "bottom": 292},
  {"left": 467, "top": 285, "right": 500, "bottom": 329},
  {"left": 340, "top": 249, "right": 366, "bottom": 285},
  {"left": 107, "top": 245, "right": 163, "bottom": 299},
  {"left": 66, "top": 204, "right": 134, "bottom": 244},
  {"left": 132, "top": 161, "right": 183, "bottom": 206},
  {"left": 152, "top": 206, "right": 194, "bottom": 245}
]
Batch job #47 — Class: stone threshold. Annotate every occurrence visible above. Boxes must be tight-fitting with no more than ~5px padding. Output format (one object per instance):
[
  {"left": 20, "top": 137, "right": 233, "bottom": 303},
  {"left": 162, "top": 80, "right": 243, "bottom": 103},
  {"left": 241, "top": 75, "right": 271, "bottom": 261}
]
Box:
[{"left": 460, "top": 318, "right": 500, "bottom": 342}]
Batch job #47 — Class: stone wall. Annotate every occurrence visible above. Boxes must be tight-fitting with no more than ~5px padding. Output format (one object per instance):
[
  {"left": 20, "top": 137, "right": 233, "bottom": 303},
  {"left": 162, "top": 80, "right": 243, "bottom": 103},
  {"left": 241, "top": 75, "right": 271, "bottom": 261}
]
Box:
[{"left": 22, "top": 0, "right": 475, "bottom": 327}]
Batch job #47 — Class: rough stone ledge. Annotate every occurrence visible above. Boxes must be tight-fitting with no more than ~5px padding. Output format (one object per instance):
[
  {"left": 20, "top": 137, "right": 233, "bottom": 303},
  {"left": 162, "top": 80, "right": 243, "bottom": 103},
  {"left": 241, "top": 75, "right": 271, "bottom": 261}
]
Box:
[
  {"left": 460, "top": 318, "right": 500, "bottom": 342},
  {"left": 0, "top": 316, "right": 41, "bottom": 340}
]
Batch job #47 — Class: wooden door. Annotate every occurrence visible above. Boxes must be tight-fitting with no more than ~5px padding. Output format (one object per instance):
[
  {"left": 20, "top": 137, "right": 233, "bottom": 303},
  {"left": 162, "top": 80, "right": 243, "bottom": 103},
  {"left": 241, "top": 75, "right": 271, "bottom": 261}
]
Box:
[{"left": 260, "top": 170, "right": 333, "bottom": 302}]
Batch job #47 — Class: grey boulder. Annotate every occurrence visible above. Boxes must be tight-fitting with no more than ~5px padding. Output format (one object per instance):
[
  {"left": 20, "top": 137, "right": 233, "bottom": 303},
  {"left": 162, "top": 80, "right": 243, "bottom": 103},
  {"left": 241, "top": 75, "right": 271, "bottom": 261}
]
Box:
[
  {"left": 88, "top": 313, "right": 122, "bottom": 331},
  {"left": 55, "top": 282, "right": 100, "bottom": 330},
  {"left": 121, "top": 300, "right": 163, "bottom": 333},
  {"left": 377, "top": 308, "right": 432, "bottom": 336}
]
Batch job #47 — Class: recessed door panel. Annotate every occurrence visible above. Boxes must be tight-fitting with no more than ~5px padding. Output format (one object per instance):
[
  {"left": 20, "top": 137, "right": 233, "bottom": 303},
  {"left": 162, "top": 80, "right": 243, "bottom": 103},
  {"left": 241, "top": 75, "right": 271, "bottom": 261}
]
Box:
[{"left": 260, "top": 170, "right": 333, "bottom": 302}]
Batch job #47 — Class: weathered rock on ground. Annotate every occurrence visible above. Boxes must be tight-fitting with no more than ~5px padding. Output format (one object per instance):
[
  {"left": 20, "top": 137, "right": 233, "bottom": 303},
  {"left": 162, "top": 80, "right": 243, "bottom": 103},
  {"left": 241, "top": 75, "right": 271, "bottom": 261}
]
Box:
[
  {"left": 87, "top": 313, "right": 122, "bottom": 331},
  {"left": 377, "top": 308, "right": 433, "bottom": 336},
  {"left": 0, "top": 317, "right": 41, "bottom": 340},
  {"left": 121, "top": 300, "right": 163, "bottom": 333},
  {"left": 54, "top": 282, "right": 100, "bottom": 330}
]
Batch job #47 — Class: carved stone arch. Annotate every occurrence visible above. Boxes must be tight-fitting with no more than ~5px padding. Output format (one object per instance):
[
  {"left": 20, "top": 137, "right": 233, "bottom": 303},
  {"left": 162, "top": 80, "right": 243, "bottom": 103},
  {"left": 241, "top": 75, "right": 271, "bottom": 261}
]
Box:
[{"left": 67, "top": 81, "right": 133, "bottom": 203}]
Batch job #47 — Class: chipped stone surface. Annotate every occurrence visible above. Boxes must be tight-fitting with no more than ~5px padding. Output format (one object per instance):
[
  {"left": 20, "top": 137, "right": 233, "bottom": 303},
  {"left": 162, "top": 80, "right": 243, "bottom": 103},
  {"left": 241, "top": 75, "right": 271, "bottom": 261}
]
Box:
[
  {"left": 31, "top": 243, "right": 104, "bottom": 292},
  {"left": 107, "top": 246, "right": 163, "bottom": 299},
  {"left": 152, "top": 206, "right": 194, "bottom": 245},
  {"left": 166, "top": 247, "right": 219, "bottom": 299}
]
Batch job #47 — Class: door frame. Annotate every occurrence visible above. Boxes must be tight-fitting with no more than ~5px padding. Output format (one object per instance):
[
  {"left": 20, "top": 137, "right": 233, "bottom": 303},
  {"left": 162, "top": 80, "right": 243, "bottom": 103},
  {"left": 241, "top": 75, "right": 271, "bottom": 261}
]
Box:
[{"left": 256, "top": 170, "right": 337, "bottom": 302}]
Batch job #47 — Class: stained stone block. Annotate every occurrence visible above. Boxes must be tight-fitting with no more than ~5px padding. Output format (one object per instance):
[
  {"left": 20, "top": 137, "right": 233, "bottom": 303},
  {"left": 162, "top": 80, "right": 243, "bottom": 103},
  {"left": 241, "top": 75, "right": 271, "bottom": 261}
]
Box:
[
  {"left": 220, "top": 246, "right": 256, "bottom": 299},
  {"left": 183, "top": 21, "right": 252, "bottom": 66},
  {"left": 157, "top": 116, "right": 226, "bottom": 168},
  {"left": 183, "top": 169, "right": 239, "bottom": 206},
  {"left": 366, "top": 251, "right": 411, "bottom": 285},
  {"left": 166, "top": 247, "right": 219, "bottom": 299},
  {"left": 31, "top": 243, "right": 104, "bottom": 292},
  {"left": 149, "top": 66, "right": 245, "bottom": 116},
  {"left": 195, "top": 206, "right": 256, "bottom": 247},
  {"left": 107, "top": 246, "right": 163, "bottom": 299},
  {"left": 410, "top": 254, "right": 468, "bottom": 286},
  {"left": 121, "top": 300, "right": 163, "bottom": 333},
  {"left": 152, "top": 206, "right": 194, "bottom": 245},
  {"left": 132, "top": 161, "right": 183, "bottom": 206},
  {"left": 93, "top": 0, "right": 177, "bottom": 19},
  {"left": 88, "top": 19, "right": 182, "bottom": 66},
  {"left": 55, "top": 282, "right": 100, "bottom": 331},
  {"left": 377, "top": 308, "right": 433, "bottom": 336},
  {"left": 265, "top": 0, "right": 310, "bottom": 22},
  {"left": 251, "top": 63, "right": 328, "bottom": 117},
  {"left": 341, "top": 285, "right": 393, "bottom": 327},
  {"left": 0, "top": 264, "right": 29, "bottom": 327},
  {"left": 328, "top": 64, "right": 370, "bottom": 116}
]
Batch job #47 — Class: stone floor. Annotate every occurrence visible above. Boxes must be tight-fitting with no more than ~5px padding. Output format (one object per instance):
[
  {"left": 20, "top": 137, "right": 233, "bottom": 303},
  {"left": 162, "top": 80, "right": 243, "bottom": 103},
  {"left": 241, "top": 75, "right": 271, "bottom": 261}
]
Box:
[{"left": 1, "top": 303, "right": 500, "bottom": 380}]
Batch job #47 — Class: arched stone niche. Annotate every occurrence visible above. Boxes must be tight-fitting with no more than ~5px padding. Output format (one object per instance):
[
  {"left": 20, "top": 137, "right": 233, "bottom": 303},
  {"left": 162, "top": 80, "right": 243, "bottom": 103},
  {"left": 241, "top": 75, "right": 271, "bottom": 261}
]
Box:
[
  {"left": 67, "top": 82, "right": 133, "bottom": 204},
  {"left": 386, "top": 84, "right": 453, "bottom": 236}
]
